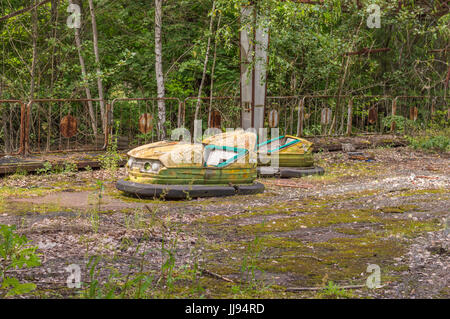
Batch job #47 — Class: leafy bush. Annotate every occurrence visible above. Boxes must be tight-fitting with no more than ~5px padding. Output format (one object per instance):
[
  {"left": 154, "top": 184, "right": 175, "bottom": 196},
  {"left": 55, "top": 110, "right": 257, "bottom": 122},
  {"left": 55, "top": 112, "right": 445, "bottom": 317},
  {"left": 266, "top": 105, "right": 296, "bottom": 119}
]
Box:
[
  {"left": 100, "top": 122, "right": 123, "bottom": 172},
  {"left": 382, "top": 115, "right": 418, "bottom": 133},
  {"left": 408, "top": 131, "right": 450, "bottom": 153},
  {"left": 36, "top": 161, "right": 53, "bottom": 175},
  {"left": 0, "top": 225, "right": 41, "bottom": 297},
  {"left": 100, "top": 138, "right": 122, "bottom": 172}
]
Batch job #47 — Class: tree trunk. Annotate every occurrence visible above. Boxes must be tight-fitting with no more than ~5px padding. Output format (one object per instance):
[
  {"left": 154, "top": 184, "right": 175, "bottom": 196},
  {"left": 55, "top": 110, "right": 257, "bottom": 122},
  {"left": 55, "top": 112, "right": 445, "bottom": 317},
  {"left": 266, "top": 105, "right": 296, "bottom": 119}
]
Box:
[
  {"left": 88, "top": 0, "right": 106, "bottom": 133},
  {"left": 70, "top": 0, "right": 97, "bottom": 136},
  {"left": 30, "top": 1, "right": 38, "bottom": 101},
  {"left": 330, "top": 17, "right": 363, "bottom": 135},
  {"left": 26, "top": 0, "right": 39, "bottom": 156},
  {"left": 155, "top": 0, "right": 166, "bottom": 139},
  {"left": 195, "top": 1, "right": 216, "bottom": 124},
  {"left": 208, "top": 12, "right": 221, "bottom": 127}
]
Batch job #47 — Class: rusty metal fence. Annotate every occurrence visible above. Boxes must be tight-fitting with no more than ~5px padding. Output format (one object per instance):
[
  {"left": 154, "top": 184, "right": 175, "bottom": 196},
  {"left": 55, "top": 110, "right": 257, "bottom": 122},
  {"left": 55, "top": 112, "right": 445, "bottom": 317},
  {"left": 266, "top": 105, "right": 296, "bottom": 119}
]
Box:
[
  {"left": 0, "top": 100, "right": 26, "bottom": 155},
  {"left": 348, "top": 96, "right": 394, "bottom": 135},
  {"left": 0, "top": 95, "right": 447, "bottom": 156},
  {"left": 298, "top": 95, "right": 351, "bottom": 137},
  {"left": 265, "top": 96, "right": 301, "bottom": 136},
  {"left": 182, "top": 96, "right": 241, "bottom": 132},
  {"left": 28, "top": 99, "right": 106, "bottom": 154},
  {"left": 391, "top": 96, "right": 449, "bottom": 133},
  {"left": 110, "top": 98, "right": 182, "bottom": 149}
]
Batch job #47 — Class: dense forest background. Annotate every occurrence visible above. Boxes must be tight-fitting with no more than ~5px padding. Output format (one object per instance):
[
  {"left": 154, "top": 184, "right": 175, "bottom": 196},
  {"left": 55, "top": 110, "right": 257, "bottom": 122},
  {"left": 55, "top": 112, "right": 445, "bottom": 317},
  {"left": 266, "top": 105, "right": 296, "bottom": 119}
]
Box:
[{"left": 1, "top": 0, "right": 448, "bottom": 102}]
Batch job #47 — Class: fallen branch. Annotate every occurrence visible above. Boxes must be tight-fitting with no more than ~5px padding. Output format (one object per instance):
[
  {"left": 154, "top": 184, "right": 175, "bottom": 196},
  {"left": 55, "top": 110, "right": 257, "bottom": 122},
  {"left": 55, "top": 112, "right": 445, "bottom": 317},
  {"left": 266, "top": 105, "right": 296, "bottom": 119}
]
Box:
[
  {"left": 286, "top": 284, "right": 365, "bottom": 292},
  {"left": 199, "top": 268, "right": 234, "bottom": 283},
  {"left": 261, "top": 255, "right": 323, "bottom": 262}
]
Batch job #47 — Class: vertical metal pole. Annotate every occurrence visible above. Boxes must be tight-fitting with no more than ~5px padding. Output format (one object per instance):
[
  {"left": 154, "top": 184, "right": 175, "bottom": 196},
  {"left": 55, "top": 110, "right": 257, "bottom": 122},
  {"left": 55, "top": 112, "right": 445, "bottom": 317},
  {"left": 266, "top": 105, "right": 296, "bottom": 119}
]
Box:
[
  {"left": 24, "top": 101, "right": 32, "bottom": 156},
  {"left": 103, "top": 103, "right": 110, "bottom": 150},
  {"left": 297, "top": 98, "right": 304, "bottom": 137},
  {"left": 391, "top": 98, "right": 397, "bottom": 133},
  {"left": 347, "top": 98, "right": 353, "bottom": 136},
  {"left": 19, "top": 102, "right": 26, "bottom": 156}
]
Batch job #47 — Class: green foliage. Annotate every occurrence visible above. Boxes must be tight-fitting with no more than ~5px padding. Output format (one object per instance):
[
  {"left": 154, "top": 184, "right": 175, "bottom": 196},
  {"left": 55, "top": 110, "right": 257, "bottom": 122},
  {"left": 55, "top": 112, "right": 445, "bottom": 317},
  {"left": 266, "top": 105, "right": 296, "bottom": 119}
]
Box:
[
  {"left": 232, "top": 228, "right": 271, "bottom": 295},
  {"left": 0, "top": 225, "right": 41, "bottom": 297},
  {"left": 12, "top": 168, "right": 28, "bottom": 177},
  {"left": 36, "top": 162, "right": 53, "bottom": 175},
  {"left": 100, "top": 138, "right": 122, "bottom": 172},
  {"left": 317, "top": 281, "right": 355, "bottom": 299},
  {"left": 2, "top": 0, "right": 448, "bottom": 100},
  {"left": 36, "top": 161, "right": 77, "bottom": 175},
  {"left": 80, "top": 238, "right": 199, "bottom": 299},
  {"left": 408, "top": 130, "right": 450, "bottom": 153},
  {"left": 63, "top": 161, "right": 78, "bottom": 174},
  {"left": 100, "top": 122, "right": 122, "bottom": 172},
  {"left": 382, "top": 115, "right": 418, "bottom": 133}
]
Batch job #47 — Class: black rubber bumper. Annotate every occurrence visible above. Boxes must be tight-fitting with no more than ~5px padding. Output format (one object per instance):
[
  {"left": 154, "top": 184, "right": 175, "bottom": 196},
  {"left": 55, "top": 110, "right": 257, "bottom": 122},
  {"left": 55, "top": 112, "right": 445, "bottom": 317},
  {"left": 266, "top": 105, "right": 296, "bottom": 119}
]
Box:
[
  {"left": 257, "top": 166, "right": 325, "bottom": 178},
  {"left": 116, "top": 179, "right": 265, "bottom": 199}
]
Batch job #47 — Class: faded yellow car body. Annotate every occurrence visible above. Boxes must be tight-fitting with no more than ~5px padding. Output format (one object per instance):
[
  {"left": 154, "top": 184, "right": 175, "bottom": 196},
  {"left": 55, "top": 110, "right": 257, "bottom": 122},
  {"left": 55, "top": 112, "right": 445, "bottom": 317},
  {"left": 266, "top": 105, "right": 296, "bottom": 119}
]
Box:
[
  {"left": 257, "top": 135, "right": 314, "bottom": 168},
  {"left": 126, "top": 131, "right": 258, "bottom": 185}
]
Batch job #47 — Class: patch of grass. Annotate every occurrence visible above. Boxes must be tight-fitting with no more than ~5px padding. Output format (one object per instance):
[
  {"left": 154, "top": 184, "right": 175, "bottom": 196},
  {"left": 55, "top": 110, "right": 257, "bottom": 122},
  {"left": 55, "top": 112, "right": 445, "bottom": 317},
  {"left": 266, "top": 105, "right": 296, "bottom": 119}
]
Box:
[
  {"left": 316, "top": 281, "right": 356, "bottom": 299},
  {"left": 408, "top": 129, "right": 450, "bottom": 153},
  {"left": 379, "top": 205, "right": 419, "bottom": 214}
]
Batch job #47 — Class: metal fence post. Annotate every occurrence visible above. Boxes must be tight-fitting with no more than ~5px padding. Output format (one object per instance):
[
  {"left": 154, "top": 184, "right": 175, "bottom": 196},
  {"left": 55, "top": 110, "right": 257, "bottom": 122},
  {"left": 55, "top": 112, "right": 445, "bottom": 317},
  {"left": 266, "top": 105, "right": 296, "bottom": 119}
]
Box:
[
  {"left": 391, "top": 98, "right": 397, "bottom": 133},
  {"left": 297, "top": 98, "right": 304, "bottom": 137},
  {"left": 347, "top": 98, "right": 353, "bottom": 136},
  {"left": 103, "top": 103, "right": 111, "bottom": 150},
  {"left": 19, "top": 102, "right": 27, "bottom": 156},
  {"left": 24, "top": 101, "right": 32, "bottom": 156}
]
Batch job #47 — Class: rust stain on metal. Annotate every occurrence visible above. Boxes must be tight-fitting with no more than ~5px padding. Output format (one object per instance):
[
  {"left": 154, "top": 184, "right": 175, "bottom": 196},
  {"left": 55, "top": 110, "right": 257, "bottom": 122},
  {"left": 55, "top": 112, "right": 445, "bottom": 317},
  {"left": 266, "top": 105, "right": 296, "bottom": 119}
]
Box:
[
  {"left": 409, "top": 107, "right": 418, "bottom": 121},
  {"left": 321, "top": 108, "right": 332, "bottom": 125},
  {"left": 209, "top": 110, "right": 222, "bottom": 129},
  {"left": 268, "top": 109, "right": 279, "bottom": 128},
  {"left": 368, "top": 107, "right": 378, "bottom": 124},
  {"left": 139, "top": 113, "right": 153, "bottom": 134},
  {"left": 60, "top": 115, "right": 77, "bottom": 138}
]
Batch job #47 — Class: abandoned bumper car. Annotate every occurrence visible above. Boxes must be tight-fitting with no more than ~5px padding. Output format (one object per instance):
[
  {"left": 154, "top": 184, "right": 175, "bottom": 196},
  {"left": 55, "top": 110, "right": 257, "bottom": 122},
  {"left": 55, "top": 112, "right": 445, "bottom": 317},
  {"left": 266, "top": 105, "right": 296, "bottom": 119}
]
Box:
[
  {"left": 116, "top": 131, "right": 264, "bottom": 199},
  {"left": 257, "top": 135, "right": 324, "bottom": 178}
]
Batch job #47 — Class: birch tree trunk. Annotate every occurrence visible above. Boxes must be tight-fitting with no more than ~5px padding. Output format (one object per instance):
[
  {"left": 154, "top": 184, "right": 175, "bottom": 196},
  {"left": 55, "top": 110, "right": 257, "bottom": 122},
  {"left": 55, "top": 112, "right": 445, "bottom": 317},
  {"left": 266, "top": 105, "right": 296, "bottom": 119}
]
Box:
[
  {"left": 155, "top": 0, "right": 166, "bottom": 139},
  {"left": 208, "top": 12, "right": 221, "bottom": 127},
  {"left": 70, "top": 0, "right": 97, "bottom": 136},
  {"left": 88, "top": 0, "right": 106, "bottom": 133},
  {"left": 194, "top": 1, "right": 216, "bottom": 125},
  {"left": 30, "top": 1, "right": 38, "bottom": 100},
  {"left": 27, "top": 0, "right": 38, "bottom": 155}
]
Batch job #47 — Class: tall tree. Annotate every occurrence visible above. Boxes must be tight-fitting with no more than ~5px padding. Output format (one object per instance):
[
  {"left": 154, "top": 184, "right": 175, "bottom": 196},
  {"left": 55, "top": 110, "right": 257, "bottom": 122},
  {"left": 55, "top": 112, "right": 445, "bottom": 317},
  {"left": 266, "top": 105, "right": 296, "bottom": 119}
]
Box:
[
  {"left": 70, "top": 0, "right": 97, "bottom": 136},
  {"left": 88, "top": 0, "right": 106, "bottom": 132},
  {"left": 155, "top": 0, "right": 166, "bottom": 139},
  {"left": 195, "top": 1, "right": 216, "bottom": 125},
  {"left": 29, "top": 0, "right": 38, "bottom": 101}
]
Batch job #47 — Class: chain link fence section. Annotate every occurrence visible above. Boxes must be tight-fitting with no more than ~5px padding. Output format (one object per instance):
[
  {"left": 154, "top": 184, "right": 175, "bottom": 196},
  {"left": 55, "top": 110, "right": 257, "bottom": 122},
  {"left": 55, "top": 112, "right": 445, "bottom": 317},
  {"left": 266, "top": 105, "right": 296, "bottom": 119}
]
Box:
[
  {"left": 110, "top": 98, "right": 182, "bottom": 150},
  {"left": 0, "top": 100, "right": 26, "bottom": 155},
  {"left": 298, "top": 95, "right": 351, "bottom": 137},
  {"left": 265, "top": 96, "right": 300, "bottom": 137},
  {"left": 348, "top": 96, "right": 394, "bottom": 135},
  {"left": 28, "top": 99, "right": 105, "bottom": 154}
]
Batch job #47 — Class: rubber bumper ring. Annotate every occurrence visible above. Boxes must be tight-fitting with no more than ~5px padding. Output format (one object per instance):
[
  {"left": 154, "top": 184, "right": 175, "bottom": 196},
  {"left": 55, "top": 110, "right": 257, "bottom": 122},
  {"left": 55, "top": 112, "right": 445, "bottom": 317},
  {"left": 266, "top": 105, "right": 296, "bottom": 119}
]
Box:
[
  {"left": 280, "top": 166, "right": 325, "bottom": 178},
  {"left": 257, "top": 166, "right": 325, "bottom": 178},
  {"left": 116, "top": 180, "right": 265, "bottom": 200}
]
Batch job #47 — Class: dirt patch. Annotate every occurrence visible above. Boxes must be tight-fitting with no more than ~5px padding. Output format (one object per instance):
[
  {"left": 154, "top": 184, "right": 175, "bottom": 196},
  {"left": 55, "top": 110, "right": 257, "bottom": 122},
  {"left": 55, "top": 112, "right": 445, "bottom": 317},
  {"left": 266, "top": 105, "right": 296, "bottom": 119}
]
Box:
[{"left": 0, "top": 146, "right": 448, "bottom": 298}]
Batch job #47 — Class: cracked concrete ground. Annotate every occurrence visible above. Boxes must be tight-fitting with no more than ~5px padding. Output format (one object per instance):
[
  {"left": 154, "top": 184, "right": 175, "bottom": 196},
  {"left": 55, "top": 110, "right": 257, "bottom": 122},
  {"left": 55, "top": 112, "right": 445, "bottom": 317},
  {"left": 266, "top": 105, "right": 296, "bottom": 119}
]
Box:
[{"left": 0, "top": 146, "right": 448, "bottom": 298}]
